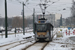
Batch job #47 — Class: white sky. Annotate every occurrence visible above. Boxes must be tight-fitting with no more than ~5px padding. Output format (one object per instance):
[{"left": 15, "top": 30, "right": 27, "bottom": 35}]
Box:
[{"left": 0, "top": 0, "right": 73, "bottom": 18}]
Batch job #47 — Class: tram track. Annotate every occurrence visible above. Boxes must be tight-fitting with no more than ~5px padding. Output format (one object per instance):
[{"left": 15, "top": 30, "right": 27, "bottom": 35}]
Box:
[
  {"left": 0, "top": 31, "right": 32, "bottom": 35},
  {"left": 6, "top": 38, "right": 35, "bottom": 50},
  {"left": 22, "top": 42, "right": 49, "bottom": 50},
  {"left": 0, "top": 37, "right": 35, "bottom": 50},
  {"left": 0, "top": 31, "right": 34, "bottom": 50},
  {"left": 0, "top": 31, "right": 33, "bottom": 47}
]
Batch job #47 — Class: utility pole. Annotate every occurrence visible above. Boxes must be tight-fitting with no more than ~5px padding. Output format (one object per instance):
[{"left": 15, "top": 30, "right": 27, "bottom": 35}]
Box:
[
  {"left": 5, "top": 0, "right": 8, "bottom": 38},
  {"left": 23, "top": 2, "right": 25, "bottom": 35},
  {"left": 60, "top": 15, "right": 62, "bottom": 27},
  {"left": 33, "top": 8, "right": 35, "bottom": 34},
  {"left": 17, "top": 0, "right": 27, "bottom": 35}
]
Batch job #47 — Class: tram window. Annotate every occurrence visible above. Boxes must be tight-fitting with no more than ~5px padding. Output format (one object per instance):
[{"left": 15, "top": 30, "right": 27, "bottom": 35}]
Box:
[{"left": 36, "top": 24, "right": 47, "bottom": 31}]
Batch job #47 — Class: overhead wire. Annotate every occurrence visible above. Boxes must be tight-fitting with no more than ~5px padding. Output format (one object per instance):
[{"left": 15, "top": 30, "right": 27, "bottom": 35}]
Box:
[
  {"left": 8, "top": 0, "right": 73, "bottom": 15},
  {"left": 8, "top": 0, "right": 22, "bottom": 5},
  {"left": 25, "top": 6, "right": 33, "bottom": 12},
  {"left": 8, "top": 0, "right": 73, "bottom": 7},
  {"left": 8, "top": 0, "right": 72, "bottom": 9},
  {"left": 36, "top": 0, "right": 61, "bottom": 14},
  {"left": 8, "top": 0, "right": 33, "bottom": 14},
  {"left": 45, "top": 0, "right": 72, "bottom": 13}
]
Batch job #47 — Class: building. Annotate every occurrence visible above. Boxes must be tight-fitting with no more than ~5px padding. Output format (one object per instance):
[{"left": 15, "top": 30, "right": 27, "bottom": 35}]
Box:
[
  {"left": 62, "top": 18, "right": 66, "bottom": 26},
  {"left": 36, "top": 13, "right": 62, "bottom": 27},
  {"left": 36, "top": 14, "right": 55, "bottom": 26},
  {"left": 55, "top": 13, "right": 61, "bottom": 21}
]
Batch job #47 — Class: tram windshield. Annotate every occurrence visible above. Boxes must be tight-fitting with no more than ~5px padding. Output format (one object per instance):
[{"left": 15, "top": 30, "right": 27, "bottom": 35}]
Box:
[{"left": 36, "top": 24, "right": 47, "bottom": 31}]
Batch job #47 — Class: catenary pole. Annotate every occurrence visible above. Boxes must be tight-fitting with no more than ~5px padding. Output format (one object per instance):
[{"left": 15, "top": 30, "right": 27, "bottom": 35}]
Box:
[
  {"left": 23, "top": 2, "right": 25, "bottom": 35},
  {"left": 33, "top": 8, "right": 35, "bottom": 34},
  {"left": 5, "top": 0, "right": 8, "bottom": 38}
]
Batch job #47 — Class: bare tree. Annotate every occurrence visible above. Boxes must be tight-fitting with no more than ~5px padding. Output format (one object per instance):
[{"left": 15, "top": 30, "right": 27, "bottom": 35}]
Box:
[
  {"left": 70, "top": 0, "right": 75, "bottom": 26},
  {"left": 71, "top": 0, "right": 75, "bottom": 17},
  {"left": 12, "top": 16, "right": 27, "bottom": 28}
]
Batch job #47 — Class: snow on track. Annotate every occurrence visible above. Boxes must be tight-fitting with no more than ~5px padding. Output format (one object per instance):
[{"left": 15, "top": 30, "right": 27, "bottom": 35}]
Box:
[
  {"left": 9, "top": 41, "right": 35, "bottom": 50},
  {"left": 23, "top": 42, "right": 49, "bottom": 50},
  {"left": 0, "top": 32, "right": 35, "bottom": 50},
  {"left": 0, "top": 38, "right": 35, "bottom": 50}
]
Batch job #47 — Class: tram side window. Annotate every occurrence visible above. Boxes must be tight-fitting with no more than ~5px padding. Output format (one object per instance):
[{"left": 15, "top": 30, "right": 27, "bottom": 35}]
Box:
[{"left": 36, "top": 24, "right": 47, "bottom": 31}]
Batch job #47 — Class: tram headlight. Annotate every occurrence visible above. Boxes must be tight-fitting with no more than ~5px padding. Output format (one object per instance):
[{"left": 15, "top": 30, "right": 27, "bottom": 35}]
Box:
[{"left": 38, "top": 21, "right": 41, "bottom": 23}]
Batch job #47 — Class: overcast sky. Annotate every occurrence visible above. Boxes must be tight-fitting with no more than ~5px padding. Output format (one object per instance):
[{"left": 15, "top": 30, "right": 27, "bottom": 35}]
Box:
[{"left": 0, "top": 0, "right": 73, "bottom": 18}]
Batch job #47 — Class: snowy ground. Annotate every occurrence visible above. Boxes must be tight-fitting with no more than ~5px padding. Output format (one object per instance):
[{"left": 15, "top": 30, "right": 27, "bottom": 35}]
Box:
[
  {"left": 0, "top": 28, "right": 75, "bottom": 50},
  {"left": 0, "top": 32, "right": 34, "bottom": 44},
  {"left": 44, "top": 37, "right": 75, "bottom": 50},
  {"left": 0, "top": 32, "right": 35, "bottom": 50}
]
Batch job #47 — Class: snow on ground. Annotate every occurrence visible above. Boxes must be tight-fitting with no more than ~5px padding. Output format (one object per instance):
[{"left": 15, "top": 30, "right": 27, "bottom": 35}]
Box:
[
  {"left": 0, "top": 29, "right": 33, "bottom": 34},
  {"left": 44, "top": 28, "right": 75, "bottom": 50},
  {"left": 0, "top": 32, "right": 35, "bottom": 50},
  {"left": 44, "top": 37, "right": 75, "bottom": 50},
  {"left": 9, "top": 42, "right": 35, "bottom": 50},
  {"left": 44, "top": 42, "right": 72, "bottom": 50},
  {"left": 44, "top": 35, "right": 75, "bottom": 50},
  {"left": 0, "top": 32, "right": 34, "bottom": 46},
  {"left": 1, "top": 28, "right": 75, "bottom": 50}
]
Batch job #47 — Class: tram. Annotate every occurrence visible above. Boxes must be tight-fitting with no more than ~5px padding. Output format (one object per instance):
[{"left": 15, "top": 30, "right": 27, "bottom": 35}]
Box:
[{"left": 34, "top": 18, "right": 53, "bottom": 41}]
